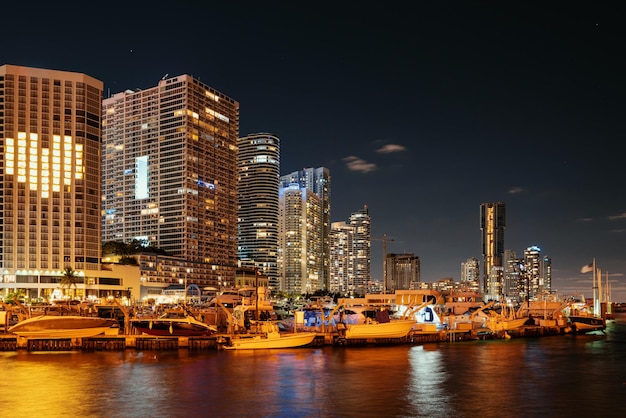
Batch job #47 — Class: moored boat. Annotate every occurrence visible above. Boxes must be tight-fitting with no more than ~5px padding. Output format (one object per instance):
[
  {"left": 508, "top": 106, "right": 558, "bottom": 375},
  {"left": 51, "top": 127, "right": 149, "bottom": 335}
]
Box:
[
  {"left": 131, "top": 309, "right": 216, "bottom": 337},
  {"left": 568, "top": 315, "right": 606, "bottom": 333},
  {"left": 343, "top": 318, "right": 417, "bottom": 339},
  {"left": 223, "top": 322, "right": 316, "bottom": 350},
  {"left": 8, "top": 315, "right": 118, "bottom": 339}
]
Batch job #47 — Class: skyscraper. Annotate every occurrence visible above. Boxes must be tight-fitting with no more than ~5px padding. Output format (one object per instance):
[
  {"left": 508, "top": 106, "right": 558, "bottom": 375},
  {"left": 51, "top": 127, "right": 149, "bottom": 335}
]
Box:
[
  {"left": 349, "top": 205, "right": 371, "bottom": 295},
  {"left": 277, "top": 184, "right": 322, "bottom": 294},
  {"left": 329, "top": 206, "right": 371, "bottom": 295},
  {"left": 385, "top": 253, "right": 420, "bottom": 292},
  {"left": 503, "top": 249, "right": 522, "bottom": 299},
  {"left": 102, "top": 75, "right": 239, "bottom": 288},
  {"left": 542, "top": 255, "right": 552, "bottom": 296},
  {"left": 460, "top": 257, "right": 481, "bottom": 292},
  {"left": 279, "top": 167, "right": 330, "bottom": 290},
  {"left": 329, "top": 221, "right": 354, "bottom": 294},
  {"left": 0, "top": 65, "right": 104, "bottom": 299},
  {"left": 524, "top": 245, "right": 542, "bottom": 300},
  {"left": 480, "top": 202, "right": 506, "bottom": 298},
  {"left": 237, "top": 133, "right": 280, "bottom": 289}
]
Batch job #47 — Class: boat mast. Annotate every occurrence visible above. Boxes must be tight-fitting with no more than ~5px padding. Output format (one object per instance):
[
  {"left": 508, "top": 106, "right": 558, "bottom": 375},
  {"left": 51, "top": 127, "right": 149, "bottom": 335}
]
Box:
[{"left": 592, "top": 258, "right": 599, "bottom": 316}]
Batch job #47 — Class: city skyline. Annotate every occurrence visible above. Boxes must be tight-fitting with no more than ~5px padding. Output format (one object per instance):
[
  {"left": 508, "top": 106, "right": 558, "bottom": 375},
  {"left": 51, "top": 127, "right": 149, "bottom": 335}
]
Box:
[{"left": 3, "top": 2, "right": 625, "bottom": 300}]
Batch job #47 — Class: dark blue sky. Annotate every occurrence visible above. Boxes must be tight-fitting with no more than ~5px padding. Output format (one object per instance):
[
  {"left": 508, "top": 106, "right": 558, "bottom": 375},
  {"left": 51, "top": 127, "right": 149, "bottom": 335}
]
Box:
[{"left": 4, "top": 1, "right": 625, "bottom": 300}]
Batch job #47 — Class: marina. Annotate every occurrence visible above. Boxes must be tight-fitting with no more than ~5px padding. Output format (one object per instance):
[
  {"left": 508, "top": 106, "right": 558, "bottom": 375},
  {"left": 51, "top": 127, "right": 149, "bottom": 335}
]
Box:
[
  {"left": 0, "top": 285, "right": 612, "bottom": 352},
  {"left": 0, "top": 317, "right": 579, "bottom": 352}
]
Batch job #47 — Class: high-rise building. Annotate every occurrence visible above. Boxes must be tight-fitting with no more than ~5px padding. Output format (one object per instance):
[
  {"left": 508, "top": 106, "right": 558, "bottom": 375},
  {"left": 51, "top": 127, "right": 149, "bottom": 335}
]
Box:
[
  {"left": 349, "top": 206, "right": 371, "bottom": 295},
  {"left": 542, "top": 255, "right": 552, "bottom": 296},
  {"left": 277, "top": 184, "right": 322, "bottom": 294},
  {"left": 480, "top": 202, "right": 506, "bottom": 298},
  {"left": 523, "top": 245, "right": 542, "bottom": 300},
  {"left": 279, "top": 167, "right": 330, "bottom": 290},
  {"left": 102, "top": 75, "right": 239, "bottom": 290},
  {"left": 329, "top": 221, "right": 354, "bottom": 294},
  {"left": 460, "top": 257, "right": 481, "bottom": 292},
  {"left": 0, "top": 64, "right": 140, "bottom": 300},
  {"left": 237, "top": 133, "right": 280, "bottom": 289},
  {"left": 329, "top": 205, "right": 371, "bottom": 295},
  {"left": 385, "top": 253, "right": 420, "bottom": 292},
  {"left": 503, "top": 250, "right": 522, "bottom": 300}
]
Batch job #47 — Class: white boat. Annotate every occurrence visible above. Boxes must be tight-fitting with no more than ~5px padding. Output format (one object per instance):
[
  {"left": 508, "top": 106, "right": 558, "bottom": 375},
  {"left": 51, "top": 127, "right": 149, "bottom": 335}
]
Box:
[
  {"left": 343, "top": 318, "right": 416, "bottom": 339},
  {"left": 223, "top": 322, "right": 316, "bottom": 350},
  {"left": 8, "top": 315, "right": 118, "bottom": 338}
]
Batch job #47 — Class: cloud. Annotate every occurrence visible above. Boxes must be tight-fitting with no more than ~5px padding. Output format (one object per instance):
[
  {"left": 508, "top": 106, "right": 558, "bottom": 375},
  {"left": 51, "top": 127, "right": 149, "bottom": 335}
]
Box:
[
  {"left": 608, "top": 212, "right": 626, "bottom": 220},
  {"left": 507, "top": 187, "right": 524, "bottom": 194},
  {"left": 576, "top": 217, "right": 593, "bottom": 222},
  {"left": 376, "top": 144, "right": 406, "bottom": 154},
  {"left": 343, "top": 156, "right": 377, "bottom": 173}
]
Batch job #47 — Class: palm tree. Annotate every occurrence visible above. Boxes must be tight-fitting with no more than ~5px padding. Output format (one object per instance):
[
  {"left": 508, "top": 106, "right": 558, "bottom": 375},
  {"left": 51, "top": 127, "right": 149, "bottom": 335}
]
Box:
[{"left": 60, "top": 267, "right": 80, "bottom": 299}]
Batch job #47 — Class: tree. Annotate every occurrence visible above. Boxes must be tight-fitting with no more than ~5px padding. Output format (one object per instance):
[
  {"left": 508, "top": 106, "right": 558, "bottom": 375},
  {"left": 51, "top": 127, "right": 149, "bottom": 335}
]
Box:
[{"left": 60, "top": 267, "right": 80, "bottom": 299}]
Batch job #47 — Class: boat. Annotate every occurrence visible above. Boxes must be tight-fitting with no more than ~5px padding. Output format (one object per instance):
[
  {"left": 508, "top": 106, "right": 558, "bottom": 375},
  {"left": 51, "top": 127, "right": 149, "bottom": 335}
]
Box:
[
  {"left": 222, "top": 321, "right": 316, "bottom": 350},
  {"left": 478, "top": 302, "right": 529, "bottom": 332},
  {"left": 343, "top": 318, "right": 417, "bottom": 339},
  {"left": 8, "top": 315, "right": 118, "bottom": 338},
  {"left": 130, "top": 309, "right": 216, "bottom": 336},
  {"left": 486, "top": 316, "right": 529, "bottom": 332},
  {"left": 568, "top": 315, "right": 606, "bottom": 333}
]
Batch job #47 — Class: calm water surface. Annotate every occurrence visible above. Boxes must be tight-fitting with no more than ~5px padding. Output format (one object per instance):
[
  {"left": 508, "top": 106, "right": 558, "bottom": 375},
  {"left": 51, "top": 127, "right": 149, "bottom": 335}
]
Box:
[{"left": 2, "top": 314, "right": 626, "bottom": 418}]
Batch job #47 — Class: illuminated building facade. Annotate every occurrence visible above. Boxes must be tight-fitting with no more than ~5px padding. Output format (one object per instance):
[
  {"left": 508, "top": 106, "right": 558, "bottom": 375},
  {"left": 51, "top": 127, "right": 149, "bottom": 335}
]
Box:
[
  {"left": 102, "top": 75, "right": 239, "bottom": 289},
  {"left": 523, "top": 245, "right": 542, "bottom": 300},
  {"left": 542, "top": 255, "right": 552, "bottom": 296},
  {"left": 0, "top": 65, "right": 117, "bottom": 300},
  {"left": 329, "top": 206, "right": 371, "bottom": 295},
  {"left": 480, "top": 202, "right": 506, "bottom": 298},
  {"left": 277, "top": 184, "right": 322, "bottom": 295},
  {"left": 460, "top": 257, "right": 481, "bottom": 292},
  {"left": 237, "top": 133, "right": 280, "bottom": 289},
  {"left": 329, "top": 221, "right": 354, "bottom": 294},
  {"left": 349, "top": 205, "right": 371, "bottom": 295},
  {"left": 279, "top": 167, "right": 330, "bottom": 290},
  {"left": 503, "top": 249, "right": 522, "bottom": 300}
]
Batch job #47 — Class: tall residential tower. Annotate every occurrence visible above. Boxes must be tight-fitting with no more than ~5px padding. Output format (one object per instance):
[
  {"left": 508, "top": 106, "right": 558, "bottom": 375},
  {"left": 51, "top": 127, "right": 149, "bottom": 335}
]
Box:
[
  {"left": 102, "top": 75, "right": 239, "bottom": 289},
  {"left": 237, "top": 133, "right": 280, "bottom": 289},
  {"left": 329, "top": 205, "right": 371, "bottom": 295},
  {"left": 0, "top": 65, "right": 104, "bottom": 299},
  {"left": 277, "top": 183, "right": 322, "bottom": 294},
  {"left": 480, "top": 202, "right": 506, "bottom": 299},
  {"left": 279, "top": 167, "right": 331, "bottom": 290}
]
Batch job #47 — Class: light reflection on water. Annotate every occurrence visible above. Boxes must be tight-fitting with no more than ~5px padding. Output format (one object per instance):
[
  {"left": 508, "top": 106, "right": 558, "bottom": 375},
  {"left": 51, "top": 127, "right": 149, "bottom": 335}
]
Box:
[{"left": 1, "top": 315, "right": 626, "bottom": 418}]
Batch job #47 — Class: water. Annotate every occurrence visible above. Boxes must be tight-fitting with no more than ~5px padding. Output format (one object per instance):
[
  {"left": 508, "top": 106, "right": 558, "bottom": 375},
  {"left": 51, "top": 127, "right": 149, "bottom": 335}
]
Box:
[{"left": 2, "top": 315, "right": 626, "bottom": 418}]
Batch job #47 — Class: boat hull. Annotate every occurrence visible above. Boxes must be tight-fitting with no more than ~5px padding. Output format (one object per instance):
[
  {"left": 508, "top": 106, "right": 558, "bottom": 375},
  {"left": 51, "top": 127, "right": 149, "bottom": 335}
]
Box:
[
  {"left": 131, "top": 319, "right": 214, "bottom": 337},
  {"left": 224, "top": 332, "right": 317, "bottom": 350},
  {"left": 569, "top": 316, "right": 606, "bottom": 333},
  {"left": 488, "top": 317, "right": 529, "bottom": 331},
  {"left": 344, "top": 319, "right": 416, "bottom": 339},
  {"left": 8, "top": 316, "right": 118, "bottom": 339}
]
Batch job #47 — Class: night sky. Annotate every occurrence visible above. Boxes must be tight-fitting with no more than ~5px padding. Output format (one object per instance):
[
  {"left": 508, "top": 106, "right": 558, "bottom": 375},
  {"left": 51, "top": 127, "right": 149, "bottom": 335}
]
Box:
[{"left": 4, "top": 1, "right": 625, "bottom": 300}]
